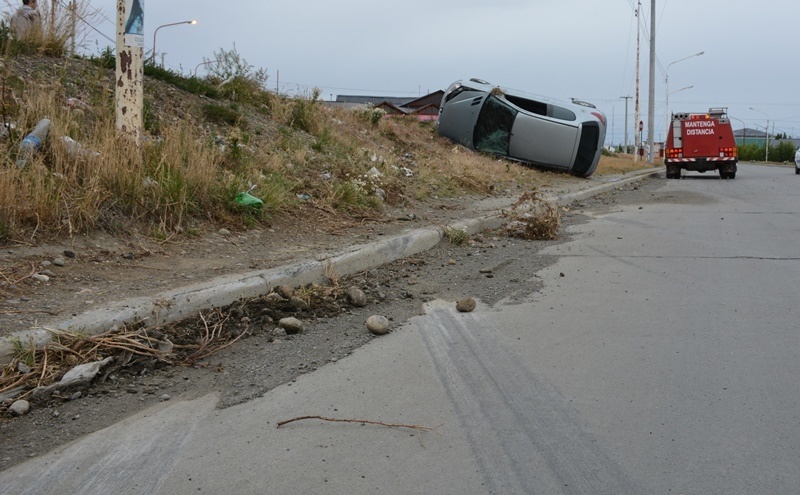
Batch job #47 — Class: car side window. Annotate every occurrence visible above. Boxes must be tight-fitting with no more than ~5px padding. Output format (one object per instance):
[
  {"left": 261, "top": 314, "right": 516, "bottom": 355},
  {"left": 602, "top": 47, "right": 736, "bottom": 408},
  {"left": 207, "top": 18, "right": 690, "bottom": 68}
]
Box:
[
  {"left": 505, "top": 95, "right": 547, "bottom": 116},
  {"left": 474, "top": 95, "right": 518, "bottom": 156},
  {"left": 505, "top": 94, "right": 577, "bottom": 121},
  {"left": 549, "top": 105, "right": 577, "bottom": 121}
]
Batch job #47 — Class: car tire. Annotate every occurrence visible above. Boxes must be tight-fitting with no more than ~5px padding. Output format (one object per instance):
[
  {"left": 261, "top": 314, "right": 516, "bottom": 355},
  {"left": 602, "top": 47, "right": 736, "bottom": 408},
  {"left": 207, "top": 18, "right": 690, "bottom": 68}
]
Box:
[{"left": 796, "top": 167, "right": 799, "bottom": 175}]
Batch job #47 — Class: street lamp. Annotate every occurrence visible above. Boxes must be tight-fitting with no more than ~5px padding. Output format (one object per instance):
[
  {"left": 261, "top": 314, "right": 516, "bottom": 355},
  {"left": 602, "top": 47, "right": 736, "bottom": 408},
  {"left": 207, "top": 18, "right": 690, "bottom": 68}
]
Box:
[
  {"left": 665, "top": 51, "right": 704, "bottom": 137},
  {"left": 152, "top": 19, "right": 197, "bottom": 65},
  {"left": 729, "top": 116, "right": 746, "bottom": 146},
  {"left": 194, "top": 59, "right": 217, "bottom": 77},
  {"left": 662, "top": 86, "right": 693, "bottom": 142},
  {"left": 749, "top": 107, "right": 769, "bottom": 161}
]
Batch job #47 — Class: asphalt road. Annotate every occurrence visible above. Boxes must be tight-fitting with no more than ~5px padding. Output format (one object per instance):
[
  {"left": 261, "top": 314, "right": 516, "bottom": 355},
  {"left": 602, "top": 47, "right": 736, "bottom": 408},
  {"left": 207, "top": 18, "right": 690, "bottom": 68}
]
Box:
[{"left": 2, "top": 163, "right": 798, "bottom": 494}]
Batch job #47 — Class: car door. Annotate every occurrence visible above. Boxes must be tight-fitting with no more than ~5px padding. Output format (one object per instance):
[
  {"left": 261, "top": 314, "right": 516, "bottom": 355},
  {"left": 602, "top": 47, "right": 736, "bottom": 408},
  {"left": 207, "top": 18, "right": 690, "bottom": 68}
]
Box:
[{"left": 508, "top": 113, "right": 578, "bottom": 169}]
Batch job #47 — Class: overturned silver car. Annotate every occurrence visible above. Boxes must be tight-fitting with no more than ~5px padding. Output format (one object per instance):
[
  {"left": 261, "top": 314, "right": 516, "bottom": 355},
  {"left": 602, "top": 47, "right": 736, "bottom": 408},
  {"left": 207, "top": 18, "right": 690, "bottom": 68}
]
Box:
[{"left": 436, "top": 78, "right": 607, "bottom": 177}]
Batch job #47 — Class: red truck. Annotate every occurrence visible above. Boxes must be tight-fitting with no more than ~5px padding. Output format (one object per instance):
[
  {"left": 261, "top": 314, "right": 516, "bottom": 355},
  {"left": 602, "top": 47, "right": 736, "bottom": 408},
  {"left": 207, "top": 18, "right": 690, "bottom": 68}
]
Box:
[{"left": 664, "top": 107, "right": 738, "bottom": 179}]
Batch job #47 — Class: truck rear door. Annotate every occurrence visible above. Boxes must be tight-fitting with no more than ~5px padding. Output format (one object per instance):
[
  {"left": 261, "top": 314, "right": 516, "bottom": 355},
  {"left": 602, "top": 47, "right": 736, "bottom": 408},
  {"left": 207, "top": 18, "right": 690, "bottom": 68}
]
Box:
[{"left": 681, "top": 118, "right": 719, "bottom": 158}]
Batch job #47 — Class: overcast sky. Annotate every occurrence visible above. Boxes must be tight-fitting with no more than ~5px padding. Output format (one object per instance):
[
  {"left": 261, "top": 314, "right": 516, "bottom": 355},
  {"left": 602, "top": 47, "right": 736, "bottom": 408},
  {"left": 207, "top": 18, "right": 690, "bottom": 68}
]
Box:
[{"left": 77, "top": 0, "right": 798, "bottom": 145}]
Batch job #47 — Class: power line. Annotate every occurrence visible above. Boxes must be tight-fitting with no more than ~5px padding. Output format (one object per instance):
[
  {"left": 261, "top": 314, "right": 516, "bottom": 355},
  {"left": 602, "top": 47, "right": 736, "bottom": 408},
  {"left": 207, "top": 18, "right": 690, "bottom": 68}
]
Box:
[{"left": 55, "top": 0, "right": 114, "bottom": 44}]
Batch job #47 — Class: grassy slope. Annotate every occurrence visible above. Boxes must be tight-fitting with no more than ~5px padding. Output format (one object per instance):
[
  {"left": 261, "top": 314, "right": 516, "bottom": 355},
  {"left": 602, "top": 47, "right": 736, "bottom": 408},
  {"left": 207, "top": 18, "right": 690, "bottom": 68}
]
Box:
[{"left": 0, "top": 55, "right": 652, "bottom": 244}]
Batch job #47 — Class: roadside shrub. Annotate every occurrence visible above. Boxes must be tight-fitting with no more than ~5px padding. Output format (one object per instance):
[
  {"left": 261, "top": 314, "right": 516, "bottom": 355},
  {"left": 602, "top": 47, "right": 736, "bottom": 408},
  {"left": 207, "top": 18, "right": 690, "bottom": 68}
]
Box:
[
  {"left": 144, "top": 64, "right": 221, "bottom": 99},
  {"left": 601, "top": 148, "right": 617, "bottom": 157},
  {"left": 737, "top": 143, "right": 764, "bottom": 161},
  {"left": 91, "top": 46, "right": 116, "bottom": 70},
  {"left": 1, "top": 0, "right": 100, "bottom": 57},
  {"left": 354, "top": 105, "right": 385, "bottom": 126},
  {"left": 771, "top": 140, "right": 797, "bottom": 162},
  {"left": 738, "top": 141, "right": 796, "bottom": 162},
  {"left": 288, "top": 88, "right": 323, "bottom": 134},
  {"left": 203, "top": 104, "right": 244, "bottom": 126},
  {"left": 202, "top": 45, "right": 268, "bottom": 104}
]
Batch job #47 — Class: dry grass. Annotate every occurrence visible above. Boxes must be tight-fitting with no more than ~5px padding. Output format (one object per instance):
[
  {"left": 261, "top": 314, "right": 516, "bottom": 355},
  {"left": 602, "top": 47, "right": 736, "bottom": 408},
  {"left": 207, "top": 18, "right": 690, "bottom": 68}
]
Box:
[
  {"left": 0, "top": 308, "right": 251, "bottom": 402},
  {"left": 0, "top": 54, "right": 653, "bottom": 245},
  {"left": 503, "top": 191, "right": 562, "bottom": 240},
  {"left": 596, "top": 153, "right": 661, "bottom": 175}
]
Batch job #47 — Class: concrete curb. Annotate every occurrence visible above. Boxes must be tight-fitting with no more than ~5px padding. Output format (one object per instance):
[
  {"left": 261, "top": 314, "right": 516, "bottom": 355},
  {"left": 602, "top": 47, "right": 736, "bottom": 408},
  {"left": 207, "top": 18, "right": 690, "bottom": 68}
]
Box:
[{"left": 0, "top": 168, "right": 661, "bottom": 365}]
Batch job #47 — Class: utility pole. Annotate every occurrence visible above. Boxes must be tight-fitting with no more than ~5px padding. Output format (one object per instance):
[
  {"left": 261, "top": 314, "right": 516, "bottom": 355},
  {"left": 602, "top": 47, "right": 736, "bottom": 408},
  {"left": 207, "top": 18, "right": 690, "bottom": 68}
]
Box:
[
  {"left": 647, "top": 0, "right": 656, "bottom": 163},
  {"left": 634, "top": 0, "right": 641, "bottom": 163},
  {"left": 620, "top": 96, "right": 632, "bottom": 154},
  {"left": 69, "top": 1, "right": 76, "bottom": 57},
  {"left": 116, "top": 0, "right": 144, "bottom": 142}
]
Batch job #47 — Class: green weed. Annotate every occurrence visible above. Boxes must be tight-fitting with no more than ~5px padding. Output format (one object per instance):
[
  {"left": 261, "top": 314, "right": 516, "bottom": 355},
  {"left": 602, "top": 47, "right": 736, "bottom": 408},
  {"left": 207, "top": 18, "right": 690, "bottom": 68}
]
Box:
[{"left": 443, "top": 226, "right": 469, "bottom": 246}]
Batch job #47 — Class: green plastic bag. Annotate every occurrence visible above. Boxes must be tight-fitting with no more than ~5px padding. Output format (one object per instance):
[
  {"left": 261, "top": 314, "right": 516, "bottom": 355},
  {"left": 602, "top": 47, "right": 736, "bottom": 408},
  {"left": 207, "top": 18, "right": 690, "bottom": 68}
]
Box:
[{"left": 235, "top": 191, "right": 263, "bottom": 209}]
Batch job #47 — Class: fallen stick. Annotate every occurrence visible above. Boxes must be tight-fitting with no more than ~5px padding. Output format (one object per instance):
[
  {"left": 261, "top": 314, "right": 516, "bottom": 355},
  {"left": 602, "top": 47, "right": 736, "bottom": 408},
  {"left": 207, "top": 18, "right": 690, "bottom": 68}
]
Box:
[{"left": 276, "top": 415, "right": 439, "bottom": 433}]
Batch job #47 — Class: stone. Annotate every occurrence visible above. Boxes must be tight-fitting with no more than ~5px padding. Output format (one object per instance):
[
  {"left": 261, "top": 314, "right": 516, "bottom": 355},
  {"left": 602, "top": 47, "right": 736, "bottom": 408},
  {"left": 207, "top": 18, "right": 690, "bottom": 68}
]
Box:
[
  {"left": 32, "top": 274, "right": 50, "bottom": 283},
  {"left": 63, "top": 250, "right": 76, "bottom": 258},
  {"left": 59, "top": 357, "right": 114, "bottom": 387},
  {"left": 346, "top": 286, "right": 367, "bottom": 307},
  {"left": 289, "top": 296, "right": 309, "bottom": 310},
  {"left": 265, "top": 293, "right": 284, "bottom": 303},
  {"left": 276, "top": 285, "right": 293, "bottom": 299},
  {"left": 366, "top": 315, "right": 390, "bottom": 335},
  {"left": 53, "top": 258, "right": 66, "bottom": 267},
  {"left": 456, "top": 297, "right": 477, "bottom": 313},
  {"left": 279, "top": 317, "right": 304, "bottom": 334},
  {"left": 9, "top": 400, "right": 30, "bottom": 417}
]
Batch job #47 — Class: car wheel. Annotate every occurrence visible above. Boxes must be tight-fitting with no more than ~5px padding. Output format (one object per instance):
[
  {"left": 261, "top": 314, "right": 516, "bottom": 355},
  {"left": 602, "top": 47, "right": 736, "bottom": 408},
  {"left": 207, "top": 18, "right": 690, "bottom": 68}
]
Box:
[{"left": 796, "top": 167, "right": 799, "bottom": 175}]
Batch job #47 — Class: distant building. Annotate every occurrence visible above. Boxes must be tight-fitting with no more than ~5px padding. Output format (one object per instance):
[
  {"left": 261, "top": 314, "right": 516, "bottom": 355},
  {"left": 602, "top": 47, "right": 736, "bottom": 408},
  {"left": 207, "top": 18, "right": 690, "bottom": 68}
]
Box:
[
  {"left": 734, "top": 128, "right": 800, "bottom": 149},
  {"left": 733, "top": 127, "right": 768, "bottom": 146},
  {"left": 330, "top": 90, "right": 444, "bottom": 121}
]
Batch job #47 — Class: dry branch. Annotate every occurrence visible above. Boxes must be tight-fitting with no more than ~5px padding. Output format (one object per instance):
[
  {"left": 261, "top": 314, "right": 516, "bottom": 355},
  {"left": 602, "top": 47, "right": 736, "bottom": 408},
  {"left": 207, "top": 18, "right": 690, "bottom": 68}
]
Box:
[{"left": 276, "top": 415, "right": 439, "bottom": 433}]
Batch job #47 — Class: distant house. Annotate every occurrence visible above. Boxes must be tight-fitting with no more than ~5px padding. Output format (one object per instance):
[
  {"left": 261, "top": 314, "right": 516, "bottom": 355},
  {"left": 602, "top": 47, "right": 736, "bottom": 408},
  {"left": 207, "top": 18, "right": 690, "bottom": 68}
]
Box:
[
  {"left": 734, "top": 127, "right": 768, "bottom": 146},
  {"left": 333, "top": 95, "right": 413, "bottom": 108},
  {"left": 734, "top": 128, "right": 800, "bottom": 149},
  {"left": 331, "top": 90, "right": 444, "bottom": 121}
]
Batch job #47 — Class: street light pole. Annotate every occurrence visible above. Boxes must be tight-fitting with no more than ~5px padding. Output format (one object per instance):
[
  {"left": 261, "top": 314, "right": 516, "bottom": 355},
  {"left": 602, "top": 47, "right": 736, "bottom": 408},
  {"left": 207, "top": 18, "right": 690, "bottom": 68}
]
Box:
[
  {"left": 729, "top": 116, "right": 746, "bottom": 146},
  {"left": 647, "top": 0, "right": 656, "bottom": 163},
  {"left": 151, "top": 19, "right": 197, "bottom": 65},
  {"left": 750, "top": 107, "right": 769, "bottom": 161},
  {"left": 665, "top": 51, "right": 704, "bottom": 140},
  {"left": 194, "top": 59, "right": 217, "bottom": 77}
]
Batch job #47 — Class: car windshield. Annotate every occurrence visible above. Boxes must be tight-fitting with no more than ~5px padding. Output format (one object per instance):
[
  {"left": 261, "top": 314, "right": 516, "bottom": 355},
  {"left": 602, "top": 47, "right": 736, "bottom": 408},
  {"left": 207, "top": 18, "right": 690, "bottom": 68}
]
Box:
[{"left": 474, "top": 95, "right": 518, "bottom": 156}]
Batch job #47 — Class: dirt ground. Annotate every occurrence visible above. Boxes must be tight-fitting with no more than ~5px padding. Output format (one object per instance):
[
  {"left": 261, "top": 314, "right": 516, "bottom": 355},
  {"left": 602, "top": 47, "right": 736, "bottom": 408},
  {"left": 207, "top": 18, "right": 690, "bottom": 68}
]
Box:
[{"left": 0, "top": 172, "right": 662, "bottom": 471}]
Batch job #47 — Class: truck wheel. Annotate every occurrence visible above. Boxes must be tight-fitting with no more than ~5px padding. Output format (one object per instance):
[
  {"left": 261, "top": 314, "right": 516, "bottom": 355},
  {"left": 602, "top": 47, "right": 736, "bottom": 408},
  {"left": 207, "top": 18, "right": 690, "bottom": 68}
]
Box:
[
  {"left": 729, "top": 172, "right": 736, "bottom": 179},
  {"left": 666, "top": 165, "right": 680, "bottom": 179}
]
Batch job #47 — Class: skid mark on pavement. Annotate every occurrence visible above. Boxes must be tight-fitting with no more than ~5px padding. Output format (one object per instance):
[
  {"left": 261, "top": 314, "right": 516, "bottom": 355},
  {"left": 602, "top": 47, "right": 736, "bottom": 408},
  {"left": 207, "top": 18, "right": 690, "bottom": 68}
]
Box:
[
  {"left": 0, "top": 394, "right": 218, "bottom": 495},
  {"left": 417, "top": 307, "right": 637, "bottom": 495}
]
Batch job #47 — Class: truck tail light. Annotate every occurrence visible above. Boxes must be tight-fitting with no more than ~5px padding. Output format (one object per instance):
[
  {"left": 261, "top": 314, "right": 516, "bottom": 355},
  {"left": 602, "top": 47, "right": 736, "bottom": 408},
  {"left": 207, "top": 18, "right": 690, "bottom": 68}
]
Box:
[
  {"left": 719, "top": 147, "right": 737, "bottom": 158},
  {"left": 666, "top": 148, "right": 683, "bottom": 158}
]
